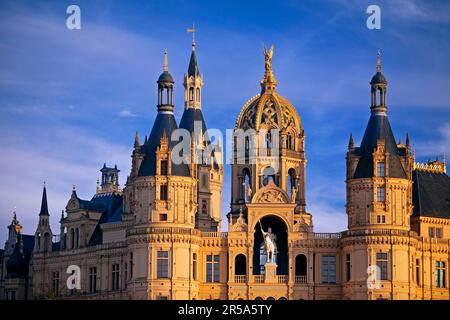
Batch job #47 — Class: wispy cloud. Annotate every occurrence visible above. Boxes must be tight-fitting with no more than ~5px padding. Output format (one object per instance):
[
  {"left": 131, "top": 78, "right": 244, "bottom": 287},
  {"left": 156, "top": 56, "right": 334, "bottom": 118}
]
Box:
[
  {"left": 119, "top": 108, "right": 138, "bottom": 118},
  {"left": 0, "top": 124, "right": 131, "bottom": 243}
]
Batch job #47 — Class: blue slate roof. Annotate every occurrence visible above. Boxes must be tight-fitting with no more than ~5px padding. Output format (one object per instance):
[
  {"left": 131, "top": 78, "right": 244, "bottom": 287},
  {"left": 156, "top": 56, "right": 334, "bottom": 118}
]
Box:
[
  {"left": 39, "top": 186, "right": 49, "bottom": 216},
  {"left": 86, "top": 192, "right": 124, "bottom": 245},
  {"left": 138, "top": 112, "right": 190, "bottom": 177},
  {"left": 412, "top": 170, "right": 450, "bottom": 218},
  {"left": 179, "top": 108, "right": 207, "bottom": 135},
  {"left": 353, "top": 114, "right": 406, "bottom": 179},
  {"left": 188, "top": 49, "right": 200, "bottom": 77},
  {"left": 21, "top": 234, "right": 35, "bottom": 254}
]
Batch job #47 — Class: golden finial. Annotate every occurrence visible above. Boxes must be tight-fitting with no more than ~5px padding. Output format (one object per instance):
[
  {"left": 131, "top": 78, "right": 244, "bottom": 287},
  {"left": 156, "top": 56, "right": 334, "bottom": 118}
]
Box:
[
  {"left": 377, "top": 49, "right": 381, "bottom": 73},
  {"left": 163, "top": 49, "right": 169, "bottom": 72},
  {"left": 261, "top": 44, "right": 276, "bottom": 86}
]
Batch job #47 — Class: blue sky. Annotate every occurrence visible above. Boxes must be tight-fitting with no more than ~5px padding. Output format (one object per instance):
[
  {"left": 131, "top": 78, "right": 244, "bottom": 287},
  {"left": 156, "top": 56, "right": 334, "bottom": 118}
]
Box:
[{"left": 0, "top": 0, "right": 449, "bottom": 243}]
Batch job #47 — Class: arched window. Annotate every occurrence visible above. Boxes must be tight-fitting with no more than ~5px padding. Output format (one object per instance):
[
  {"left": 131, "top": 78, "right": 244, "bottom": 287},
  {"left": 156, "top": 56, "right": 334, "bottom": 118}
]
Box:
[
  {"left": 295, "top": 254, "right": 307, "bottom": 276},
  {"left": 75, "top": 228, "right": 79, "bottom": 248},
  {"left": 196, "top": 88, "right": 200, "bottom": 102},
  {"left": 287, "top": 168, "right": 297, "bottom": 200},
  {"left": 242, "top": 168, "right": 251, "bottom": 201},
  {"left": 70, "top": 228, "right": 75, "bottom": 249},
  {"left": 265, "top": 131, "right": 272, "bottom": 149},
  {"left": 235, "top": 254, "right": 247, "bottom": 276},
  {"left": 378, "top": 88, "right": 383, "bottom": 106},
  {"left": 43, "top": 232, "right": 50, "bottom": 251},
  {"left": 189, "top": 87, "right": 194, "bottom": 101},
  {"left": 262, "top": 167, "right": 276, "bottom": 187}
]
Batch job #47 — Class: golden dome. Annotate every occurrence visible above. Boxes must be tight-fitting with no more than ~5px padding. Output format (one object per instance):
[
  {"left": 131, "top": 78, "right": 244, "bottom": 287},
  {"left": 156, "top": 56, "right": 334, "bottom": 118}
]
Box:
[
  {"left": 235, "top": 45, "right": 302, "bottom": 132},
  {"left": 235, "top": 93, "right": 302, "bottom": 132}
]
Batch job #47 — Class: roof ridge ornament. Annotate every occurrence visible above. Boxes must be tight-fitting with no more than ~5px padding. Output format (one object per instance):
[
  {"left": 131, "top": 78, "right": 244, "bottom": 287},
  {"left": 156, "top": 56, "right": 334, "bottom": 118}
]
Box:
[
  {"left": 377, "top": 48, "right": 381, "bottom": 73},
  {"left": 187, "top": 23, "right": 196, "bottom": 50},
  {"left": 261, "top": 44, "right": 277, "bottom": 91},
  {"left": 163, "top": 49, "right": 169, "bottom": 72}
]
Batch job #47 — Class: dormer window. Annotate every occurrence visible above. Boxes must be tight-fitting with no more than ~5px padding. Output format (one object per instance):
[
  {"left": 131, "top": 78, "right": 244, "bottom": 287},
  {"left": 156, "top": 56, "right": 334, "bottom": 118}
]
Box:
[{"left": 377, "top": 162, "right": 385, "bottom": 177}]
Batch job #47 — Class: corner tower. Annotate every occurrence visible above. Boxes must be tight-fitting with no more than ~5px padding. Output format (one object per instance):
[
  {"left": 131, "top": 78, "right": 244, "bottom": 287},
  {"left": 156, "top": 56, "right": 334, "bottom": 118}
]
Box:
[
  {"left": 346, "top": 50, "right": 414, "bottom": 231},
  {"left": 179, "top": 31, "right": 223, "bottom": 231}
]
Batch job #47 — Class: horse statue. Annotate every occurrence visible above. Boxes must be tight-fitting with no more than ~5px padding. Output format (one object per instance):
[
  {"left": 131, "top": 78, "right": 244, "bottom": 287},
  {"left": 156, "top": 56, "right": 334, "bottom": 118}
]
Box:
[{"left": 259, "top": 220, "right": 277, "bottom": 263}]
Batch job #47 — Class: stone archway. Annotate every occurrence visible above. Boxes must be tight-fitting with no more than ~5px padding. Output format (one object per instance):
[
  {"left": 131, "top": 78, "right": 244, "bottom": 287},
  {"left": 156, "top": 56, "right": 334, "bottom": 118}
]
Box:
[{"left": 253, "top": 215, "right": 288, "bottom": 275}]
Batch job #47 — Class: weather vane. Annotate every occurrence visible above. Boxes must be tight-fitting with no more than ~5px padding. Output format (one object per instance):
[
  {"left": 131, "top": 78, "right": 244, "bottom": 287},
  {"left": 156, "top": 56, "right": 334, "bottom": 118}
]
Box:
[{"left": 187, "top": 23, "right": 196, "bottom": 47}]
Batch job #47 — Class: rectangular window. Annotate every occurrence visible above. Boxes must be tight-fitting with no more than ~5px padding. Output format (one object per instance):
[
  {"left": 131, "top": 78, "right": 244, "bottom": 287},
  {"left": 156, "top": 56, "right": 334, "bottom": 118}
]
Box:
[
  {"left": 130, "top": 253, "right": 133, "bottom": 279},
  {"left": 415, "top": 259, "right": 420, "bottom": 285},
  {"left": 193, "top": 253, "right": 197, "bottom": 281},
  {"left": 377, "top": 162, "right": 385, "bottom": 177},
  {"left": 206, "top": 254, "right": 220, "bottom": 283},
  {"left": 160, "top": 213, "right": 168, "bottom": 221},
  {"left": 89, "top": 267, "right": 97, "bottom": 293},
  {"left": 429, "top": 227, "right": 434, "bottom": 238},
  {"left": 202, "top": 200, "right": 208, "bottom": 215},
  {"left": 157, "top": 251, "right": 169, "bottom": 279},
  {"left": 377, "top": 187, "right": 385, "bottom": 202},
  {"left": 160, "top": 160, "right": 168, "bottom": 175},
  {"left": 345, "top": 254, "right": 351, "bottom": 282},
  {"left": 436, "top": 228, "right": 443, "bottom": 238},
  {"left": 321, "top": 255, "right": 336, "bottom": 284},
  {"left": 377, "top": 215, "right": 381, "bottom": 223},
  {"left": 52, "top": 271, "right": 60, "bottom": 296},
  {"left": 382, "top": 216, "right": 386, "bottom": 223},
  {"left": 202, "top": 174, "right": 208, "bottom": 188},
  {"left": 160, "top": 185, "right": 168, "bottom": 200},
  {"left": 376, "top": 252, "right": 388, "bottom": 281},
  {"left": 111, "top": 264, "right": 120, "bottom": 291},
  {"left": 435, "top": 261, "right": 446, "bottom": 288}
]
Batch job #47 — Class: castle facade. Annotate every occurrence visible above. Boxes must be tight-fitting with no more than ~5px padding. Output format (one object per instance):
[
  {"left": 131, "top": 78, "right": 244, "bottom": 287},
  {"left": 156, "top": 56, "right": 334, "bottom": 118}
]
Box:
[{"left": 1, "top": 41, "right": 449, "bottom": 300}]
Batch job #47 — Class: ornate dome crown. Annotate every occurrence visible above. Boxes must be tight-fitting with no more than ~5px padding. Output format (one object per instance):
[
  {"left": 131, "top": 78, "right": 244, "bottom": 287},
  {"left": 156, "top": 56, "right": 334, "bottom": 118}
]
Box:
[{"left": 235, "top": 45, "right": 302, "bottom": 133}]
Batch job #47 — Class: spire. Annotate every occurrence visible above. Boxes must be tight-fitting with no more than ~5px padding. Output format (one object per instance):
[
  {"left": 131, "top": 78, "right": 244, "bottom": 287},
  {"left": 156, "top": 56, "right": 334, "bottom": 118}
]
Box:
[
  {"left": 163, "top": 49, "right": 168, "bottom": 72},
  {"left": 406, "top": 133, "right": 410, "bottom": 148},
  {"left": 376, "top": 49, "right": 381, "bottom": 73},
  {"left": 348, "top": 133, "right": 354, "bottom": 150},
  {"left": 187, "top": 24, "right": 200, "bottom": 77},
  {"left": 39, "top": 183, "right": 49, "bottom": 216},
  {"left": 134, "top": 130, "right": 140, "bottom": 147}
]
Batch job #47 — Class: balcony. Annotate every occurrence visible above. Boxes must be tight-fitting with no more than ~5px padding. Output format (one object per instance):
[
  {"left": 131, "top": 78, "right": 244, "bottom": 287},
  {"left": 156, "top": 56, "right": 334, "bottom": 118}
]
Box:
[
  {"left": 253, "top": 275, "right": 264, "bottom": 283},
  {"left": 277, "top": 275, "right": 288, "bottom": 284},
  {"left": 295, "top": 275, "right": 307, "bottom": 284},
  {"left": 234, "top": 275, "right": 247, "bottom": 283}
]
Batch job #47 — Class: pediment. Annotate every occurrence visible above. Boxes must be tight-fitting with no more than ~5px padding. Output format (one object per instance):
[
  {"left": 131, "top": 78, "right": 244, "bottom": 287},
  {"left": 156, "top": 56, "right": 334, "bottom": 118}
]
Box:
[{"left": 251, "top": 181, "right": 290, "bottom": 204}]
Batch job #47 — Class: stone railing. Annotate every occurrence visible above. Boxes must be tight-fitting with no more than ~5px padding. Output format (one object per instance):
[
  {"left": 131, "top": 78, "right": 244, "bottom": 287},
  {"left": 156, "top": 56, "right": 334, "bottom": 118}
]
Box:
[
  {"left": 201, "top": 232, "right": 228, "bottom": 238},
  {"left": 234, "top": 275, "right": 247, "bottom": 283},
  {"left": 253, "top": 275, "right": 264, "bottom": 283},
  {"left": 127, "top": 227, "right": 201, "bottom": 237},
  {"left": 342, "top": 229, "right": 414, "bottom": 238},
  {"left": 277, "top": 275, "right": 288, "bottom": 284},
  {"left": 314, "top": 233, "right": 342, "bottom": 239},
  {"left": 295, "top": 275, "right": 307, "bottom": 284}
]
